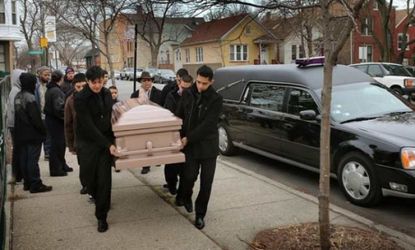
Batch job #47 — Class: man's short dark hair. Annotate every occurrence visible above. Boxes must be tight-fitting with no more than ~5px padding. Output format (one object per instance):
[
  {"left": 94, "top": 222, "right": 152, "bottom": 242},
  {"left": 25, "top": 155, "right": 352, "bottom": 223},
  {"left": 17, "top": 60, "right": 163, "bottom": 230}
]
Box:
[
  {"left": 181, "top": 74, "right": 193, "bottom": 83},
  {"left": 86, "top": 66, "right": 104, "bottom": 81},
  {"left": 196, "top": 65, "right": 213, "bottom": 81},
  {"left": 176, "top": 68, "right": 189, "bottom": 78},
  {"left": 108, "top": 86, "right": 117, "bottom": 90},
  {"left": 51, "top": 70, "right": 63, "bottom": 83},
  {"left": 72, "top": 73, "right": 87, "bottom": 84},
  {"left": 102, "top": 69, "right": 108, "bottom": 76}
]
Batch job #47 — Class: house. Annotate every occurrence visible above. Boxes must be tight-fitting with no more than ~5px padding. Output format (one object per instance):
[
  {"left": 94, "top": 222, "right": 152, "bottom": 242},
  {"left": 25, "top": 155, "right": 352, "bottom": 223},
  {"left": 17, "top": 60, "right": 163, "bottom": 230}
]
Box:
[
  {"left": 347, "top": 1, "right": 397, "bottom": 64},
  {"left": 84, "top": 48, "right": 101, "bottom": 69},
  {"left": 99, "top": 12, "right": 203, "bottom": 72},
  {"left": 179, "top": 14, "right": 279, "bottom": 76},
  {"left": 394, "top": 9, "right": 415, "bottom": 65},
  {"left": 0, "top": 0, "right": 23, "bottom": 78},
  {"left": 262, "top": 13, "right": 322, "bottom": 64}
]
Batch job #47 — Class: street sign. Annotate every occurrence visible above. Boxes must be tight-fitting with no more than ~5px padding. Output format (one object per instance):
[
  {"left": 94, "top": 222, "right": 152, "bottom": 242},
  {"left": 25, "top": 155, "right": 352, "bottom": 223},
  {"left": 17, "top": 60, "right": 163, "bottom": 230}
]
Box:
[
  {"left": 45, "top": 16, "right": 56, "bottom": 42},
  {"left": 28, "top": 50, "right": 43, "bottom": 55},
  {"left": 40, "top": 37, "right": 48, "bottom": 48}
]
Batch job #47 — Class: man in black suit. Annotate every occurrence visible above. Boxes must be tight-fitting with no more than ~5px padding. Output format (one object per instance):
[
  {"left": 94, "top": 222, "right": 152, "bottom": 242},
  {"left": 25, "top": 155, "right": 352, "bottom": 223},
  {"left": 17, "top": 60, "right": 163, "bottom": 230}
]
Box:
[
  {"left": 130, "top": 71, "right": 162, "bottom": 174},
  {"left": 175, "top": 65, "right": 223, "bottom": 230},
  {"left": 75, "top": 66, "right": 117, "bottom": 233}
]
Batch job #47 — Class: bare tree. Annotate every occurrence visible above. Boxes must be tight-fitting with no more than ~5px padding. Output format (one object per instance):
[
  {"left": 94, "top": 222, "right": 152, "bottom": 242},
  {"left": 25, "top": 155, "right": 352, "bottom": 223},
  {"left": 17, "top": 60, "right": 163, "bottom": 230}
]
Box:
[
  {"left": 371, "top": 0, "right": 395, "bottom": 62},
  {"left": 130, "top": 0, "right": 190, "bottom": 67},
  {"left": 18, "top": 0, "right": 42, "bottom": 72},
  {"left": 52, "top": 23, "right": 88, "bottom": 67},
  {"left": 204, "top": 3, "right": 252, "bottom": 21},
  {"left": 47, "top": 0, "right": 134, "bottom": 84}
]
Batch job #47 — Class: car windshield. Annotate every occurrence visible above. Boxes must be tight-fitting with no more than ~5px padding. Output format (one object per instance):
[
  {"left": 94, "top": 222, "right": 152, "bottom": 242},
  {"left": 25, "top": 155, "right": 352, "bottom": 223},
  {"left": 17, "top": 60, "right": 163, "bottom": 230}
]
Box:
[
  {"left": 318, "top": 82, "right": 412, "bottom": 123},
  {"left": 382, "top": 64, "right": 412, "bottom": 76}
]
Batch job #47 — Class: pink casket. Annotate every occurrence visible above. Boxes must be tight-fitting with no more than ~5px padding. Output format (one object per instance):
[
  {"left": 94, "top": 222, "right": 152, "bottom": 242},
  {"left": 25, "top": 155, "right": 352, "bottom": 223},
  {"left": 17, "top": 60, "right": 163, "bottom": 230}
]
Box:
[{"left": 112, "top": 102, "right": 185, "bottom": 170}]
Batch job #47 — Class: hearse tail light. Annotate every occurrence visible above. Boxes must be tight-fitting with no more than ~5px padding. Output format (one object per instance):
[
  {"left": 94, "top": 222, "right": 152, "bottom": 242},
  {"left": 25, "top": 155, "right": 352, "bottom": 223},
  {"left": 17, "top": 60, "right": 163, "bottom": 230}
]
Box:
[
  {"left": 296, "top": 56, "right": 325, "bottom": 67},
  {"left": 404, "top": 79, "right": 414, "bottom": 88},
  {"left": 401, "top": 147, "right": 415, "bottom": 169}
]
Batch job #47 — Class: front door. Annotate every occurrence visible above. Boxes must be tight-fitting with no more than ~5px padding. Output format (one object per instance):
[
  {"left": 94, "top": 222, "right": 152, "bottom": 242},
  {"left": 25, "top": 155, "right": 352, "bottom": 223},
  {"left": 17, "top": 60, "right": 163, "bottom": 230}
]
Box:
[{"left": 260, "top": 44, "right": 269, "bottom": 64}]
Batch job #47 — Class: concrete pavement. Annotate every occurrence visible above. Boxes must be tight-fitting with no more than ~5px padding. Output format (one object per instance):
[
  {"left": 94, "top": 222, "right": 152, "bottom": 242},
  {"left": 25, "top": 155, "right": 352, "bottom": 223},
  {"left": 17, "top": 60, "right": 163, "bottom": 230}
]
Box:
[{"left": 6, "top": 151, "right": 415, "bottom": 249}]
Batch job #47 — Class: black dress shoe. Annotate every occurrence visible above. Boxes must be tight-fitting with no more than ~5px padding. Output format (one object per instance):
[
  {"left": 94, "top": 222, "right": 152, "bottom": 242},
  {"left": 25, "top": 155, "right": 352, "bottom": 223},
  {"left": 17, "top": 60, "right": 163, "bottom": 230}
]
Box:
[
  {"left": 175, "top": 198, "right": 184, "bottom": 206},
  {"left": 168, "top": 186, "right": 177, "bottom": 195},
  {"left": 50, "top": 171, "right": 68, "bottom": 177},
  {"left": 30, "top": 184, "right": 52, "bottom": 193},
  {"left": 184, "top": 202, "right": 193, "bottom": 213},
  {"left": 97, "top": 219, "right": 108, "bottom": 232},
  {"left": 141, "top": 166, "right": 150, "bottom": 174},
  {"left": 80, "top": 186, "right": 88, "bottom": 195},
  {"left": 64, "top": 167, "right": 73, "bottom": 172},
  {"left": 195, "top": 217, "right": 205, "bottom": 230}
]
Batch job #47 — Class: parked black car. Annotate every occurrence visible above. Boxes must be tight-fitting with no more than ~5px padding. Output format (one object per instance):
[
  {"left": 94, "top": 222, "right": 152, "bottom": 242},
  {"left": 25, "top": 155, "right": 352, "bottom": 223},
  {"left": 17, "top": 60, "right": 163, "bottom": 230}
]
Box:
[{"left": 215, "top": 63, "right": 415, "bottom": 206}]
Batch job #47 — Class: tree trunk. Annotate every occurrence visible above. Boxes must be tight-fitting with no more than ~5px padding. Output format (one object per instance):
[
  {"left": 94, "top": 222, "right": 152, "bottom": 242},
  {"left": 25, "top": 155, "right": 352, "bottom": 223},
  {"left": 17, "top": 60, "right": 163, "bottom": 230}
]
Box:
[
  {"left": 104, "top": 32, "right": 116, "bottom": 86},
  {"left": 150, "top": 45, "right": 159, "bottom": 68},
  {"left": 319, "top": 1, "right": 333, "bottom": 249}
]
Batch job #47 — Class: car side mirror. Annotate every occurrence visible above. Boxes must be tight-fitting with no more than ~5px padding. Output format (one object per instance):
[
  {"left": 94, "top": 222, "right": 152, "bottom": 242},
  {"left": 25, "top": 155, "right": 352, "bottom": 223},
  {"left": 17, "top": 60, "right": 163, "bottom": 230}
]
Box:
[{"left": 299, "top": 110, "right": 318, "bottom": 121}]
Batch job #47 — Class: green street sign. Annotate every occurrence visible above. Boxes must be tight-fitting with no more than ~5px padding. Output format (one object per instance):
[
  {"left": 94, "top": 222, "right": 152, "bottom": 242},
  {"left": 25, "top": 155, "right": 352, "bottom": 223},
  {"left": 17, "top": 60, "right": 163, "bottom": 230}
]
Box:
[{"left": 28, "top": 50, "right": 43, "bottom": 55}]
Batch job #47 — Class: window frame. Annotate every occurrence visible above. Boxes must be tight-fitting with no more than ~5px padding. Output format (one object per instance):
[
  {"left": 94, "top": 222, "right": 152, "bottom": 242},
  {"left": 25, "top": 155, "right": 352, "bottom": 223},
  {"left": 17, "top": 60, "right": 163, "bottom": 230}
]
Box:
[
  {"left": 285, "top": 87, "right": 320, "bottom": 117},
  {"left": 0, "top": 0, "right": 5, "bottom": 24},
  {"left": 195, "top": 47, "right": 203, "bottom": 63},
  {"left": 398, "top": 33, "right": 410, "bottom": 51},
  {"left": 361, "top": 17, "right": 373, "bottom": 36},
  {"left": 230, "top": 44, "right": 248, "bottom": 61},
  {"left": 246, "top": 82, "right": 287, "bottom": 113}
]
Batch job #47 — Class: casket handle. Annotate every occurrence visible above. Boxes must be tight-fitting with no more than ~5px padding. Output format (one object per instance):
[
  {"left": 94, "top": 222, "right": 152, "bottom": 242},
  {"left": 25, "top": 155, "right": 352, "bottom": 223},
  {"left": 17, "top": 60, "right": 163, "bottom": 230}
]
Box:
[
  {"left": 116, "top": 145, "right": 181, "bottom": 156},
  {"left": 146, "top": 141, "right": 153, "bottom": 156}
]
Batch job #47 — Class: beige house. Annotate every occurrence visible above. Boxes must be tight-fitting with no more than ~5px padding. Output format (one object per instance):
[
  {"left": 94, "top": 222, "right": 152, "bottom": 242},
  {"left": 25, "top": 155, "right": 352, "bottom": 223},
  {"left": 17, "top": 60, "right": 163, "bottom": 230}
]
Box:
[
  {"left": 179, "top": 14, "right": 278, "bottom": 76},
  {"left": 99, "top": 13, "right": 203, "bottom": 72}
]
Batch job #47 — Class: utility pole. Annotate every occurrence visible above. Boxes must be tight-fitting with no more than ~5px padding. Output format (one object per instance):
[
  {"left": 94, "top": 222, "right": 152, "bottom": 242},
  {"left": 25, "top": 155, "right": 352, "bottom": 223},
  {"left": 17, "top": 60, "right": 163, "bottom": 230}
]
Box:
[{"left": 133, "top": 23, "right": 138, "bottom": 92}]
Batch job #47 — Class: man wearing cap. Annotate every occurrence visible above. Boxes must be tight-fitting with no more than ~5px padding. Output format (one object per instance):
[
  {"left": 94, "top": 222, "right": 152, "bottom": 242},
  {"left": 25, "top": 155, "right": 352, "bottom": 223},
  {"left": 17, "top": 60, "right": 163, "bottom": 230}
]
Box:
[
  {"left": 61, "top": 67, "right": 75, "bottom": 98},
  {"left": 130, "top": 71, "right": 162, "bottom": 174},
  {"left": 35, "top": 66, "right": 51, "bottom": 160}
]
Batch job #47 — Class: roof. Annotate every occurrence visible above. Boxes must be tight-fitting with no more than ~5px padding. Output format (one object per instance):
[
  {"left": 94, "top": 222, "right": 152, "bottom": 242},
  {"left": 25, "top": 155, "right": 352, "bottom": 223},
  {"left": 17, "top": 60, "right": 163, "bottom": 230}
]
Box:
[
  {"left": 213, "top": 64, "right": 374, "bottom": 101},
  {"left": 395, "top": 9, "right": 408, "bottom": 27},
  {"left": 84, "top": 48, "right": 100, "bottom": 58},
  {"left": 124, "top": 13, "right": 204, "bottom": 28},
  {"left": 181, "top": 14, "right": 248, "bottom": 45},
  {"left": 261, "top": 16, "right": 298, "bottom": 40}
]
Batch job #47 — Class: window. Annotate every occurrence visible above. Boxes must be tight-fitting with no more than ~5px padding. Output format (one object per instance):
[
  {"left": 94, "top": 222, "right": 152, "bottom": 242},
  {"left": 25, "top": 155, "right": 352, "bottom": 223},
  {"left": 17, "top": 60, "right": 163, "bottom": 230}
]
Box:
[
  {"left": 291, "top": 45, "right": 297, "bottom": 61},
  {"left": 0, "top": 43, "right": 6, "bottom": 72},
  {"left": 398, "top": 33, "right": 410, "bottom": 50},
  {"left": 12, "top": 0, "right": 16, "bottom": 24},
  {"left": 358, "top": 45, "right": 372, "bottom": 62},
  {"left": 0, "top": 0, "right": 5, "bottom": 24},
  {"left": 286, "top": 89, "right": 319, "bottom": 116},
  {"left": 373, "top": 1, "right": 378, "bottom": 10},
  {"left": 127, "top": 57, "right": 134, "bottom": 67},
  {"left": 185, "top": 48, "right": 190, "bottom": 63},
  {"left": 195, "top": 47, "right": 203, "bottom": 62},
  {"left": 250, "top": 84, "right": 285, "bottom": 112},
  {"left": 367, "top": 65, "right": 383, "bottom": 77},
  {"left": 361, "top": 18, "right": 373, "bottom": 36},
  {"left": 230, "top": 44, "right": 248, "bottom": 61},
  {"left": 176, "top": 49, "right": 181, "bottom": 61}
]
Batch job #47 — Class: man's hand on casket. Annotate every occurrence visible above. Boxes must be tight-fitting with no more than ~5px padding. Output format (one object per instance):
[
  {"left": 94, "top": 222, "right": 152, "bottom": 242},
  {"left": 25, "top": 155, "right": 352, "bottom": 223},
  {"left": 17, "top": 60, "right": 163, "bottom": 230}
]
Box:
[
  {"left": 180, "top": 137, "right": 188, "bottom": 150},
  {"left": 109, "top": 144, "right": 122, "bottom": 157}
]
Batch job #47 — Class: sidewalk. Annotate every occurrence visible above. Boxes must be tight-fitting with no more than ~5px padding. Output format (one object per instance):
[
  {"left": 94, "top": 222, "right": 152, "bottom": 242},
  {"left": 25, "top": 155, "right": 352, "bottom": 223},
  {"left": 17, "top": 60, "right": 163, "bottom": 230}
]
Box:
[{"left": 7, "top": 152, "right": 415, "bottom": 249}]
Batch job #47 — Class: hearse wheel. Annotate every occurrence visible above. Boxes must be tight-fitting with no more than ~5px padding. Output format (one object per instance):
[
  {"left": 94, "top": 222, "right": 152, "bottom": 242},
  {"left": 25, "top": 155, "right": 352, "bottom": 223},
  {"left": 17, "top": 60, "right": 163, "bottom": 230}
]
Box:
[
  {"left": 218, "top": 124, "right": 236, "bottom": 156},
  {"left": 337, "top": 152, "right": 382, "bottom": 207}
]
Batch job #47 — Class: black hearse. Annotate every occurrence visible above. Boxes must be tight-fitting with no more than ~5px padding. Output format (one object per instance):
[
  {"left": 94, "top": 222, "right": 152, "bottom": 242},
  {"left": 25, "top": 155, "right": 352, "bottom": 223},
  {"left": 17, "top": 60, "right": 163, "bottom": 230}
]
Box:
[{"left": 214, "top": 62, "right": 415, "bottom": 206}]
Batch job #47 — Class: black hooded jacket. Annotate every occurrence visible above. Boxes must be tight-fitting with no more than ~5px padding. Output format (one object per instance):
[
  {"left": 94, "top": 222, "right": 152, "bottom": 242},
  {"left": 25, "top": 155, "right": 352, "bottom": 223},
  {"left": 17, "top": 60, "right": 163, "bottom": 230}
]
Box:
[
  {"left": 44, "top": 81, "right": 65, "bottom": 121},
  {"left": 14, "top": 73, "right": 46, "bottom": 145}
]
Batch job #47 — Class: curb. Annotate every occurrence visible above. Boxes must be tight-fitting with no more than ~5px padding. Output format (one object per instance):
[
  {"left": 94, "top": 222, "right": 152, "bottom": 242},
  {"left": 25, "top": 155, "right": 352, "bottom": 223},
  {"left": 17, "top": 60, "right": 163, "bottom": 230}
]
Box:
[{"left": 217, "top": 157, "right": 415, "bottom": 249}]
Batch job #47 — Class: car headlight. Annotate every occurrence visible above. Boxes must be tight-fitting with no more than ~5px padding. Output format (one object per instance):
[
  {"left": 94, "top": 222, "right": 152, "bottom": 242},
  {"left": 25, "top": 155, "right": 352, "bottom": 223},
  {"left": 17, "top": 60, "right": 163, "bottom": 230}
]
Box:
[{"left": 401, "top": 147, "right": 415, "bottom": 169}]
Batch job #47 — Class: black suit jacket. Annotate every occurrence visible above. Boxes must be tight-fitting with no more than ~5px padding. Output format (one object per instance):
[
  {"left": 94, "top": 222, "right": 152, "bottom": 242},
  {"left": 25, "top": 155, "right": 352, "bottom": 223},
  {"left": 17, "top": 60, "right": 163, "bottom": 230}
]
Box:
[
  {"left": 130, "top": 86, "right": 162, "bottom": 105},
  {"left": 175, "top": 84, "right": 223, "bottom": 159}
]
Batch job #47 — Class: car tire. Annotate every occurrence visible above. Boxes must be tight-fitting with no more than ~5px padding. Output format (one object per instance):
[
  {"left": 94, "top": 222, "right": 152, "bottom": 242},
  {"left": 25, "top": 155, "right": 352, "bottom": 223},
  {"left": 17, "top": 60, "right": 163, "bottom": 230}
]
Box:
[
  {"left": 337, "top": 152, "right": 382, "bottom": 207},
  {"left": 218, "top": 124, "right": 237, "bottom": 156},
  {"left": 391, "top": 86, "right": 403, "bottom": 95}
]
